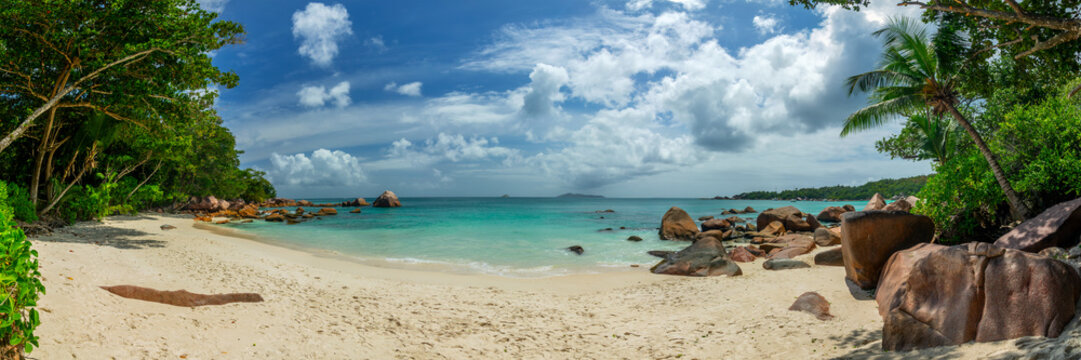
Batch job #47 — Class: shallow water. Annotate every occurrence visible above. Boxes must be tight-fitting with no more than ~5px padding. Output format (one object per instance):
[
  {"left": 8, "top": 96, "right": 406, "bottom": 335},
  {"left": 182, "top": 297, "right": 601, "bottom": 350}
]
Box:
[{"left": 226, "top": 197, "right": 864, "bottom": 277}]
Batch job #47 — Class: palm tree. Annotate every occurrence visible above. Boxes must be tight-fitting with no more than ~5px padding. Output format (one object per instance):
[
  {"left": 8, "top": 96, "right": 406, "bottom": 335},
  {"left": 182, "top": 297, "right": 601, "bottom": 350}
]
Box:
[
  {"left": 909, "top": 113, "right": 958, "bottom": 166},
  {"left": 843, "top": 18, "right": 1031, "bottom": 220}
]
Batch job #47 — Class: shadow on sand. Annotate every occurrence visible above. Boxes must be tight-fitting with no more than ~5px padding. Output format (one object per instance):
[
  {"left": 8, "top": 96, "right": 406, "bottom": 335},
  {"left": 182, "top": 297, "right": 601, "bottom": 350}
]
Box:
[{"left": 32, "top": 218, "right": 165, "bottom": 250}]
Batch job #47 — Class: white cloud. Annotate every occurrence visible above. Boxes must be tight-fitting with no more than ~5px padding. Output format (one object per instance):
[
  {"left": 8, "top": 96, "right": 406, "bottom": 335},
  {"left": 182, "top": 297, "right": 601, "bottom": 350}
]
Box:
[
  {"left": 627, "top": 0, "right": 707, "bottom": 11},
  {"left": 196, "top": 0, "right": 228, "bottom": 12},
  {"left": 521, "top": 64, "right": 569, "bottom": 117},
  {"left": 384, "top": 81, "right": 423, "bottom": 97},
  {"left": 382, "top": 133, "right": 521, "bottom": 167},
  {"left": 292, "top": 3, "right": 353, "bottom": 67},
  {"left": 268, "top": 149, "right": 366, "bottom": 187},
  {"left": 752, "top": 15, "right": 779, "bottom": 34},
  {"left": 366, "top": 36, "right": 387, "bottom": 52},
  {"left": 297, "top": 81, "right": 351, "bottom": 108}
]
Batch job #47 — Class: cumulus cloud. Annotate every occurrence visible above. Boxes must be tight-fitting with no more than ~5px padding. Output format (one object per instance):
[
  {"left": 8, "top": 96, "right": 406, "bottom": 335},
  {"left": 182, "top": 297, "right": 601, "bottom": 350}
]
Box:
[
  {"left": 196, "top": 0, "right": 228, "bottom": 12},
  {"left": 626, "top": 0, "right": 707, "bottom": 11},
  {"left": 297, "top": 81, "right": 351, "bottom": 108},
  {"left": 384, "top": 133, "right": 520, "bottom": 166},
  {"left": 752, "top": 15, "right": 779, "bottom": 34},
  {"left": 521, "top": 64, "right": 569, "bottom": 117},
  {"left": 268, "top": 149, "right": 366, "bottom": 187},
  {"left": 366, "top": 36, "right": 387, "bottom": 52},
  {"left": 384, "top": 81, "right": 423, "bottom": 97},
  {"left": 292, "top": 2, "right": 353, "bottom": 67}
]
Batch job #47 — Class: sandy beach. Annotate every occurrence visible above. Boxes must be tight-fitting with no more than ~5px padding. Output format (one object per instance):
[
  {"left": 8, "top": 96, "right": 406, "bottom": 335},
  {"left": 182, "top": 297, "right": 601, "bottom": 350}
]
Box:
[{"left": 28, "top": 213, "right": 1080, "bottom": 359}]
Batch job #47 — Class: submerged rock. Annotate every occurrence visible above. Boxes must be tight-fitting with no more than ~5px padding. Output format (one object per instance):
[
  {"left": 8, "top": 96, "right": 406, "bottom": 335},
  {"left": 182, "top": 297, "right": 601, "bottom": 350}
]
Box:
[
  {"left": 650, "top": 237, "right": 742, "bottom": 277},
  {"left": 567, "top": 245, "right": 585, "bottom": 255},
  {"left": 647, "top": 250, "right": 673, "bottom": 258},
  {"left": 789, "top": 292, "right": 834, "bottom": 321},
  {"left": 627, "top": 235, "right": 643, "bottom": 242},
  {"left": 701, "top": 218, "right": 731, "bottom": 232}
]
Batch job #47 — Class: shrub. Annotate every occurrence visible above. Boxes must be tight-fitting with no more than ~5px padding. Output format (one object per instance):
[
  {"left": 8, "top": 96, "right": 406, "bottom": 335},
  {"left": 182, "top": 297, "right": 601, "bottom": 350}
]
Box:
[
  {"left": 0, "top": 181, "right": 46, "bottom": 359},
  {"left": 914, "top": 92, "right": 1081, "bottom": 243},
  {"left": 3, "top": 185, "right": 36, "bottom": 224}
]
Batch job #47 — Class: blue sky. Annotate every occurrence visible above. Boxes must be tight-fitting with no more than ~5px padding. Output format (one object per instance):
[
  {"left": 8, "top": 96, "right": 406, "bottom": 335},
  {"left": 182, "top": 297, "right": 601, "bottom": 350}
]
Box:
[{"left": 200, "top": 0, "right": 931, "bottom": 198}]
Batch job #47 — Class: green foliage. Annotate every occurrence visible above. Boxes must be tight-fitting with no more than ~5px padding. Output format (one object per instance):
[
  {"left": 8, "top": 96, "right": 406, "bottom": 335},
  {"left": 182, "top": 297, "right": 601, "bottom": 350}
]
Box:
[
  {"left": 875, "top": 114, "right": 960, "bottom": 165},
  {"left": 915, "top": 89, "right": 1081, "bottom": 242},
  {"left": 734, "top": 176, "right": 928, "bottom": 200},
  {"left": 0, "top": 181, "right": 45, "bottom": 358},
  {"left": 238, "top": 169, "right": 276, "bottom": 203},
  {"left": 3, "top": 184, "right": 36, "bottom": 223}
]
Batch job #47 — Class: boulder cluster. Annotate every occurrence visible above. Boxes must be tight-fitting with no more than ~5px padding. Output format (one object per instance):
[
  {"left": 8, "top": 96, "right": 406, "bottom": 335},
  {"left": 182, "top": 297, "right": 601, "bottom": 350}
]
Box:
[
  {"left": 644, "top": 192, "right": 1081, "bottom": 353},
  {"left": 183, "top": 190, "right": 404, "bottom": 226}
]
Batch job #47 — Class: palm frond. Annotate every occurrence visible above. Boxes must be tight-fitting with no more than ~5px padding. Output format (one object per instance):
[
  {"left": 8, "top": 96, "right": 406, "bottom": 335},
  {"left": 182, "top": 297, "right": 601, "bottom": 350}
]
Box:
[{"left": 841, "top": 95, "right": 922, "bottom": 137}]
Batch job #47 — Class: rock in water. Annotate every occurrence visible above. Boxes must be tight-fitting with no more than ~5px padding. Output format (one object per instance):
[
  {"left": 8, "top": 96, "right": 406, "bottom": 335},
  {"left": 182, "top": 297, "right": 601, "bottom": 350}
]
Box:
[
  {"left": 762, "top": 258, "right": 811, "bottom": 270},
  {"left": 743, "top": 206, "right": 757, "bottom": 213},
  {"left": 816, "top": 206, "right": 849, "bottom": 222},
  {"left": 882, "top": 198, "right": 913, "bottom": 212},
  {"left": 700, "top": 218, "right": 731, "bottom": 232},
  {"left": 994, "top": 197, "right": 1081, "bottom": 253},
  {"left": 878, "top": 242, "right": 1081, "bottom": 351},
  {"left": 789, "top": 292, "right": 834, "bottom": 320},
  {"left": 101, "top": 285, "right": 263, "bottom": 307},
  {"left": 160, "top": 224, "right": 177, "bottom": 230},
  {"left": 698, "top": 215, "right": 714, "bottom": 221},
  {"left": 757, "top": 206, "right": 812, "bottom": 232},
  {"left": 843, "top": 204, "right": 856, "bottom": 212},
  {"left": 650, "top": 237, "right": 742, "bottom": 277},
  {"left": 567, "top": 245, "right": 584, "bottom": 255},
  {"left": 813, "top": 227, "right": 841, "bottom": 246},
  {"left": 863, "top": 193, "right": 887, "bottom": 211},
  {"left": 265, "top": 213, "right": 285, "bottom": 222},
  {"left": 647, "top": 250, "right": 673, "bottom": 258},
  {"left": 316, "top": 207, "right": 337, "bottom": 216},
  {"left": 659, "top": 206, "right": 699, "bottom": 241},
  {"left": 813, "top": 248, "right": 844, "bottom": 266},
  {"left": 373, "top": 190, "right": 402, "bottom": 208},
  {"left": 349, "top": 208, "right": 362, "bottom": 214},
  {"left": 841, "top": 211, "right": 934, "bottom": 290},
  {"left": 341, "top": 198, "right": 370, "bottom": 207},
  {"left": 626, "top": 235, "right": 643, "bottom": 242}
]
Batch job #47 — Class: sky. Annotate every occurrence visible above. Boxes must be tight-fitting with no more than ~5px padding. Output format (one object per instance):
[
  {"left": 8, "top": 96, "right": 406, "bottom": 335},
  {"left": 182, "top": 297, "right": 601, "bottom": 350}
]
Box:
[{"left": 199, "top": 0, "right": 933, "bottom": 198}]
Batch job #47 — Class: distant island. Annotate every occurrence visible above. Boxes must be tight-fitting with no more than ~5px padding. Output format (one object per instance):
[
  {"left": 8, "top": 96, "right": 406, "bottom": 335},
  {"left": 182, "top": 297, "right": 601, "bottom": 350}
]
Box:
[
  {"left": 556, "top": 193, "right": 605, "bottom": 199},
  {"left": 722, "top": 175, "right": 928, "bottom": 201}
]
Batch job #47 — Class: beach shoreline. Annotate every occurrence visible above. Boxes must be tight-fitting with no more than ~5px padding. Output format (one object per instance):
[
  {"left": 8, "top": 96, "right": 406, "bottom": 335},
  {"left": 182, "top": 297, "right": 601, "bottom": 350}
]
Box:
[{"left": 29, "top": 213, "right": 1078, "bottom": 359}]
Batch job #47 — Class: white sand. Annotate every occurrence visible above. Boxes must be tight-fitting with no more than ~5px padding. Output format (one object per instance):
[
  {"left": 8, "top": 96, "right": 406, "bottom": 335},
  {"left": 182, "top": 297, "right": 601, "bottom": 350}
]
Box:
[{"left": 28, "top": 213, "right": 1079, "bottom": 359}]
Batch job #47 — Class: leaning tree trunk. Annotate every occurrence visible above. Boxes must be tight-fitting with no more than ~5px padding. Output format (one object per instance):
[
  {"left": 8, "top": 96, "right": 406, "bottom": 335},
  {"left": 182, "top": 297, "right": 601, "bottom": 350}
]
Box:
[
  {"left": 945, "top": 103, "right": 1032, "bottom": 220},
  {"left": 29, "top": 108, "right": 59, "bottom": 207}
]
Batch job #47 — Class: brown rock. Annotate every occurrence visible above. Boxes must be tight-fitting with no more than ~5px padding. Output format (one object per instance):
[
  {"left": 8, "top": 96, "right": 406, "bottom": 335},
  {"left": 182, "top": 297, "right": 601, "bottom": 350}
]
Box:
[
  {"left": 813, "top": 248, "right": 844, "bottom": 266},
  {"left": 238, "top": 205, "right": 260, "bottom": 219},
  {"left": 373, "top": 190, "right": 402, "bottom": 208},
  {"left": 302, "top": 214, "right": 314, "bottom": 219},
  {"left": 650, "top": 237, "right": 742, "bottom": 277},
  {"left": 878, "top": 243, "right": 1081, "bottom": 351},
  {"left": 756, "top": 206, "right": 804, "bottom": 232},
  {"left": 265, "top": 214, "right": 285, "bottom": 222},
  {"left": 627, "top": 235, "right": 643, "bottom": 242},
  {"left": 698, "top": 230, "right": 728, "bottom": 240},
  {"left": 350, "top": 208, "right": 362, "bottom": 214},
  {"left": 762, "top": 258, "right": 811, "bottom": 270},
  {"left": 863, "top": 193, "right": 887, "bottom": 211},
  {"left": 760, "top": 221, "right": 786, "bottom": 237},
  {"left": 341, "top": 197, "right": 370, "bottom": 207},
  {"left": 882, "top": 199, "right": 913, "bottom": 212},
  {"left": 567, "top": 245, "right": 584, "bottom": 255},
  {"left": 729, "top": 246, "right": 758, "bottom": 263},
  {"left": 843, "top": 204, "right": 856, "bottom": 212},
  {"left": 789, "top": 292, "right": 834, "bottom": 320},
  {"left": 214, "top": 220, "right": 229, "bottom": 225},
  {"left": 317, "top": 207, "right": 337, "bottom": 216},
  {"left": 743, "top": 206, "right": 757, "bottom": 213},
  {"left": 194, "top": 215, "right": 212, "bottom": 222},
  {"left": 994, "top": 197, "right": 1081, "bottom": 253},
  {"left": 813, "top": 227, "right": 841, "bottom": 246},
  {"left": 698, "top": 215, "right": 714, "bottom": 221},
  {"left": 841, "top": 210, "right": 934, "bottom": 290},
  {"left": 724, "top": 216, "right": 745, "bottom": 224},
  {"left": 768, "top": 235, "right": 816, "bottom": 259},
  {"left": 816, "top": 206, "right": 849, "bottom": 222},
  {"left": 659, "top": 207, "right": 700, "bottom": 241},
  {"left": 701, "top": 218, "right": 731, "bottom": 232},
  {"left": 805, "top": 214, "right": 823, "bottom": 230},
  {"left": 298, "top": 200, "right": 314, "bottom": 207},
  {"left": 101, "top": 285, "right": 263, "bottom": 307}
]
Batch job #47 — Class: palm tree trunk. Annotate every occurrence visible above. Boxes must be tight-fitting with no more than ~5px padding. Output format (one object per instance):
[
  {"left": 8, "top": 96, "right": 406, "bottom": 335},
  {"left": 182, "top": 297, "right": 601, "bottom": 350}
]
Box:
[{"left": 944, "top": 103, "right": 1031, "bottom": 220}]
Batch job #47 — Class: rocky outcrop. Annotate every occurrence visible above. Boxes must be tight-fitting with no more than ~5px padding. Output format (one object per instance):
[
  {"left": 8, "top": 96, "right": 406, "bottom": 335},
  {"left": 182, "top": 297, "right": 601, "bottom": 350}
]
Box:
[
  {"left": 650, "top": 237, "right": 742, "bottom": 277},
  {"left": 863, "top": 193, "right": 887, "bottom": 211},
  {"left": 882, "top": 198, "right": 913, "bottom": 212},
  {"left": 789, "top": 292, "right": 834, "bottom": 321},
  {"left": 341, "top": 198, "right": 370, "bottom": 207},
  {"left": 316, "top": 208, "right": 337, "bottom": 216},
  {"left": 101, "top": 285, "right": 263, "bottom": 307},
  {"left": 238, "top": 204, "right": 260, "bottom": 219},
  {"left": 841, "top": 211, "right": 934, "bottom": 290},
  {"left": 878, "top": 243, "right": 1081, "bottom": 351},
  {"left": 659, "top": 207, "right": 700, "bottom": 241},
  {"left": 813, "top": 227, "right": 841, "bottom": 246},
  {"left": 767, "top": 234, "right": 816, "bottom": 259},
  {"left": 265, "top": 213, "right": 284, "bottom": 222},
  {"left": 757, "top": 206, "right": 812, "bottom": 232},
  {"left": 994, "top": 197, "right": 1081, "bottom": 253},
  {"left": 373, "top": 190, "right": 402, "bottom": 208},
  {"left": 816, "top": 206, "right": 849, "bottom": 222},
  {"left": 184, "top": 196, "right": 232, "bottom": 212},
  {"left": 813, "top": 248, "right": 844, "bottom": 266},
  {"left": 763, "top": 258, "right": 811, "bottom": 270},
  {"left": 262, "top": 198, "right": 298, "bottom": 208},
  {"left": 700, "top": 218, "right": 730, "bottom": 232}
]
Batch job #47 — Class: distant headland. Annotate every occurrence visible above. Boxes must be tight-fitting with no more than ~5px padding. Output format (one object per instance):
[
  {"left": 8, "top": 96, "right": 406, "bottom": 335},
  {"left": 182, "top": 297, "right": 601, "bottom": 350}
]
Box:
[{"left": 556, "top": 193, "right": 605, "bottom": 199}]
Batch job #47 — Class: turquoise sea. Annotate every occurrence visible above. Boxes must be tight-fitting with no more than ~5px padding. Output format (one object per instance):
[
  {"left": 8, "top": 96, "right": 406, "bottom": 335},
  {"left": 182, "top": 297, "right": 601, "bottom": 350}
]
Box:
[{"left": 226, "top": 198, "right": 866, "bottom": 277}]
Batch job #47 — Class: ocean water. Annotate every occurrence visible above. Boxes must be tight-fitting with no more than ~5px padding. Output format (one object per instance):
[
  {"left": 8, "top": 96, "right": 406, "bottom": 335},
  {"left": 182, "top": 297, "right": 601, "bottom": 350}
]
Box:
[{"left": 225, "top": 198, "right": 866, "bottom": 277}]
